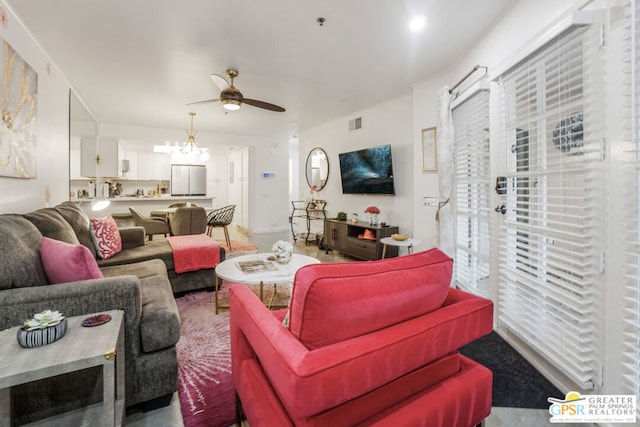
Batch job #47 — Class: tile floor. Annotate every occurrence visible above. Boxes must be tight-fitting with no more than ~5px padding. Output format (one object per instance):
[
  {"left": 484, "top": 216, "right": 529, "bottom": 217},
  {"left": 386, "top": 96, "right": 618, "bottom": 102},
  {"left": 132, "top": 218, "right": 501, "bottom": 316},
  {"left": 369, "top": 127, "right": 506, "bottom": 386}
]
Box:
[
  {"left": 125, "top": 401, "right": 563, "bottom": 427},
  {"left": 126, "top": 227, "right": 589, "bottom": 427}
]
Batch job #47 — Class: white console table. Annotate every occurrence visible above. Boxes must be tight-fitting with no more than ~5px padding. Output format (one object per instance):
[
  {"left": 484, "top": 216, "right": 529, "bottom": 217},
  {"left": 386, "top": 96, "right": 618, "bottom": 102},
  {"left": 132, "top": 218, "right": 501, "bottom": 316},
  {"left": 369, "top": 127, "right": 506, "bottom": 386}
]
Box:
[{"left": 0, "top": 310, "right": 125, "bottom": 427}]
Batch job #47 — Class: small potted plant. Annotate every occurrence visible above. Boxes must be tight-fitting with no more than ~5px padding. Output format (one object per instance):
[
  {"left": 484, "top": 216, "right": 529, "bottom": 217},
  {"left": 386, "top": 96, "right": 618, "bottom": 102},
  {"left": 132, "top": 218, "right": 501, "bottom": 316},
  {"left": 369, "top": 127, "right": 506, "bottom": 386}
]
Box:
[
  {"left": 17, "top": 309, "right": 68, "bottom": 348},
  {"left": 364, "top": 206, "right": 381, "bottom": 225}
]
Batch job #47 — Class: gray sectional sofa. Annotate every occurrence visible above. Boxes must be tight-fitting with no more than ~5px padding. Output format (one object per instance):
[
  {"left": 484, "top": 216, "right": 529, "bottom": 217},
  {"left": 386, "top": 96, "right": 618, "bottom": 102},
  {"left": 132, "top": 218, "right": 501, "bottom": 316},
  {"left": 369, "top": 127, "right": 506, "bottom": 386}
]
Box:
[
  {"left": 58, "top": 201, "right": 225, "bottom": 295},
  {"left": 0, "top": 201, "right": 224, "bottom": 424}
]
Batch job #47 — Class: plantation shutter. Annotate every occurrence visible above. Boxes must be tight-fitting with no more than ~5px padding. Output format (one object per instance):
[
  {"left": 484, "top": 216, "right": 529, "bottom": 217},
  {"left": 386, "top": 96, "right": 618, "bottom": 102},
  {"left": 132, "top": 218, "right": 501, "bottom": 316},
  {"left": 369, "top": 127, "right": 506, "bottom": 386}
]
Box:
[
  {"left": 623, "top": 0, "right": 640, "bottom": 403},
  {"left": 496, "top": 23, "right": 604, "bottom": 389},
  {"left": 452, "top": 89, "right": 491, "bottom": 299}
]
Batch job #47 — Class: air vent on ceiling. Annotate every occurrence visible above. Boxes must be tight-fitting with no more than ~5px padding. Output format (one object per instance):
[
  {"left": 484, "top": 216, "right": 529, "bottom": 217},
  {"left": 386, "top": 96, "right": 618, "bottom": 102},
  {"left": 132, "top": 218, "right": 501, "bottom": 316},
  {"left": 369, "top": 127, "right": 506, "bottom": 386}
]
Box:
[{"left": 348, "top": 117, "right": 362, "bottom": 131}]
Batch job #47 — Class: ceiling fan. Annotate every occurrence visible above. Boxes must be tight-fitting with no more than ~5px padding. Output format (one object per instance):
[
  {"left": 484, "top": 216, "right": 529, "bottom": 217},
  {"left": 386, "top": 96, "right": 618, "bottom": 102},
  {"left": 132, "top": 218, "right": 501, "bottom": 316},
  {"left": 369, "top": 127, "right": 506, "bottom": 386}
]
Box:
[{"left": 188, "top": 69, "right": 285, "bottom": 112}]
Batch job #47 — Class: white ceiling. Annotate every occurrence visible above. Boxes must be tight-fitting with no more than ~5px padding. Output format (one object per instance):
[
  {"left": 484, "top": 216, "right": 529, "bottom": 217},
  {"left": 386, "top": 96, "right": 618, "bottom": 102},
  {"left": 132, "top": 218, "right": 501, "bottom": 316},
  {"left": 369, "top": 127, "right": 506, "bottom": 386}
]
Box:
[{"left": 6, "top": 0, "right": 517, "bottom": 141}]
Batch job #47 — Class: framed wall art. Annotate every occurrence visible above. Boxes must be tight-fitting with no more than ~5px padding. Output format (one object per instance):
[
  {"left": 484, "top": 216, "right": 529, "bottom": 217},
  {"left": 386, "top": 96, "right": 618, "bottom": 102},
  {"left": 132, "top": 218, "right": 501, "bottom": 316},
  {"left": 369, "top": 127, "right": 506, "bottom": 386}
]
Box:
[
  {"left": 421, "top": 126, "right": 437, "bottom": 172},
  {"left": 0, "top": 39, "right": 38, "bottom": 178}
]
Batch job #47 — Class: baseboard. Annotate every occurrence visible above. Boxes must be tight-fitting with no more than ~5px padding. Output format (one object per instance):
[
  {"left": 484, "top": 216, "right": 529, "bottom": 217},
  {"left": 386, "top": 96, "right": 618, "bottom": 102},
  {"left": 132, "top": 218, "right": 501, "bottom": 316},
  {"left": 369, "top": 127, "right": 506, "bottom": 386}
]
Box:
[
  {"left": 494, "top": 327, "right": 593, "bottom": 396},
  {"left": 235, "top": 225, "right": 252, "bottom": 236},
  {"left": 250, "top": 226, "right": 291, "bottom": 234},
  {"left": 128, "top": 393, "right": 174, "bottom": 413}
]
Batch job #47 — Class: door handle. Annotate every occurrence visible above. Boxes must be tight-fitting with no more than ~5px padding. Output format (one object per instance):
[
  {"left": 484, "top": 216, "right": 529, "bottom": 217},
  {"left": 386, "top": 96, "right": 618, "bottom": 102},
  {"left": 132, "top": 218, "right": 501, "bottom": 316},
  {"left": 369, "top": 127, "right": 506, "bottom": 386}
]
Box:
[
  {"left": 495, "top": 176, "right": 507, "bottom": 195},
  {"left": 495, "top": 205, "right": 506, "bottom": 215}
]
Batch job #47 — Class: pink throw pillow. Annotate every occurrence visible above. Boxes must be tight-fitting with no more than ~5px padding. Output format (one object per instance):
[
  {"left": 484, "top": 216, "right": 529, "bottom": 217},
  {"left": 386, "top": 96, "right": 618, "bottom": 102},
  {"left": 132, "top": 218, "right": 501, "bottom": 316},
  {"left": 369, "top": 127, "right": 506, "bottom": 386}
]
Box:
[
  {"left": 90, "top": 215, "right": 122, "bottom": 260},
  {"left": 40, "top": 237, "right": 104, "bottom": 284}
]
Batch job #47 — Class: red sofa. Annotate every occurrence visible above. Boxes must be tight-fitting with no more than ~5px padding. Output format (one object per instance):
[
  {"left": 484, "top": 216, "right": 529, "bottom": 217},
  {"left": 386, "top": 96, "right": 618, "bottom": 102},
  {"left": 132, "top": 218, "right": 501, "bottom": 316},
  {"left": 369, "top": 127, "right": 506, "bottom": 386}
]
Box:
[{"left": 230, "top": 248, "right": 494, "bottom": 427}]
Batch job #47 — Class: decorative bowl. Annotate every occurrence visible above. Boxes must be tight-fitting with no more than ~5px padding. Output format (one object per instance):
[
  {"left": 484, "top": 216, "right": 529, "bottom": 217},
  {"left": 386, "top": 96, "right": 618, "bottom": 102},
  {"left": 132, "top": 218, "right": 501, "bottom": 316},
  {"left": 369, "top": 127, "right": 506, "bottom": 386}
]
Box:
[
  {"left": 391, "top": 233, "right": 409, "bottom": 241},
  {"left": 17, "top": 318, "right": 68, "bottom": 348}
]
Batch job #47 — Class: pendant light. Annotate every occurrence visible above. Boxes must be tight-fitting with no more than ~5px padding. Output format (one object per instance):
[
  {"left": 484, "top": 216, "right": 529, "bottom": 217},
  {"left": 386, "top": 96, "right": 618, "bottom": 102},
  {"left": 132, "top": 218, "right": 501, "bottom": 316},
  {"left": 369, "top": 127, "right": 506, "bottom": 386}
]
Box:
[{"left": 180, "top": 112, "right": 210, "bottom": 161}]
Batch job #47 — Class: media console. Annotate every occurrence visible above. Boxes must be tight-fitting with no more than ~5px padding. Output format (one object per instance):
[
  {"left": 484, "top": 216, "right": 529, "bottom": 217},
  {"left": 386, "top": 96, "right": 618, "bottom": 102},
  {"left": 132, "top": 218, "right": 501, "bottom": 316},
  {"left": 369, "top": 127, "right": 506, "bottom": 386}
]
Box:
[{"left": 324, "top": 219, "right": 399, "bottom": 260}]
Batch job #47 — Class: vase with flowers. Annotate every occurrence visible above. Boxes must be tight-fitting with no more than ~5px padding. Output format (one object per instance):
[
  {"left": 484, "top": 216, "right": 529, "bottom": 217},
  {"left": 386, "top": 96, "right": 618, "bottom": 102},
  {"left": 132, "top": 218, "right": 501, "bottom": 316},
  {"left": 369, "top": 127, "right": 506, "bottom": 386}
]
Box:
[
  {"left": 364, "top": 206, "right": 380, "bottom": 226},
  {"left": 272, "top": 240, "right": 294, "bottom": 264},
  {"left": 308, "top": 185, "right": 318, "bottom": 208}
]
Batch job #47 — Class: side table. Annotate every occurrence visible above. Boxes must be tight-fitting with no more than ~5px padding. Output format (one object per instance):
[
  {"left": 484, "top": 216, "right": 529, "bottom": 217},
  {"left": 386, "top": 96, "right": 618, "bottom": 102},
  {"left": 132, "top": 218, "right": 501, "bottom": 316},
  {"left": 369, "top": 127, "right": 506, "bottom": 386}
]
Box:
[
  {"left": 380, "top": 237, "right": 422, "bottom": 258},
  {"left": 0, "top": 310, "right": 125, "bottom": 427},
  {"left": 289, "top": 200, "right": 327, "bottom": 245}
]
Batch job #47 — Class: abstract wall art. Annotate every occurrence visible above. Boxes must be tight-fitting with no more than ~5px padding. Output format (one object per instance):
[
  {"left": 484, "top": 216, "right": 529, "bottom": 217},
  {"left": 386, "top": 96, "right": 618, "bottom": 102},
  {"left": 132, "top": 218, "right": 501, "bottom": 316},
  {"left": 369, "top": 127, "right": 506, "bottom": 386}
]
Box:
[
  {"left": 0, "top": 38, "right": 38, "bottom": 178},
  {"left": 421, "top": 126, "right": 437, "bottom": 172}
]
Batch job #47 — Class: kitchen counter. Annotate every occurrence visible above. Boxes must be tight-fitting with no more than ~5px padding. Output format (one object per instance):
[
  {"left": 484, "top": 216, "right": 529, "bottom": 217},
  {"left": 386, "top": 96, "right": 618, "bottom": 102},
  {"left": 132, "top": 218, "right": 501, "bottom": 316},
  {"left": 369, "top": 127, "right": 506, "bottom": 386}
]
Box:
[
  {"left": 73, "top": 196, "right": 215, "bottom": 218},
  {"left": 110, "top": 195, "right": 210, "bottom": 202}
]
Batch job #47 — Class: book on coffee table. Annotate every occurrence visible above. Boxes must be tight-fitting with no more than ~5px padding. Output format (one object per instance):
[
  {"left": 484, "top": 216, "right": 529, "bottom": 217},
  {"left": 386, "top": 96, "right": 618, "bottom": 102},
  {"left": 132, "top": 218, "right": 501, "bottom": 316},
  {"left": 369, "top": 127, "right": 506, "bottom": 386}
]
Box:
[{"left": 236, "top": 260, "right": 278, "bottom": 274}]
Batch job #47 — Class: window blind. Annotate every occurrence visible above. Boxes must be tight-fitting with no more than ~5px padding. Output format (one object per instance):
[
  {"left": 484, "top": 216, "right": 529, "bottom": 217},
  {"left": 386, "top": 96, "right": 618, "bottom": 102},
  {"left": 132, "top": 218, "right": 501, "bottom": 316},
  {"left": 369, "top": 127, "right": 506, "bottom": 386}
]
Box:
[
  {"left": 453, "top": 90, "right": 491, "bottom": 298},
  {"left": 496, "top": 24, "right": 604, "bottom": 389},
  {"left": 623, "top": 0, "right": 640, "bottom": 404}
]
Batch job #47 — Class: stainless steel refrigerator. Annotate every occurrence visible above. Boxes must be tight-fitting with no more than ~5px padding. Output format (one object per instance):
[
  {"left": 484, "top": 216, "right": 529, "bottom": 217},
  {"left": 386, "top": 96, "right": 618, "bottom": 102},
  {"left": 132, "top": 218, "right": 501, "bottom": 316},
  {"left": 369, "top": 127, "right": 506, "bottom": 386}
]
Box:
[{"left": 171, "top": 164, "right": 206, "bottom": 196}]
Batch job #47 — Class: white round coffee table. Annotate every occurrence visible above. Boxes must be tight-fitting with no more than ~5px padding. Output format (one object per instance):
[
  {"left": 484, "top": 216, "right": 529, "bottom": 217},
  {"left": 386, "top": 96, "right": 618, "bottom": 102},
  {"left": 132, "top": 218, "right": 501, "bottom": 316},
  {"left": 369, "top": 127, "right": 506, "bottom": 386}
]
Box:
[
  {"left": 214, "top": 253, "right": 319, "bottom": 313},
  {"left": 380, "top": 237, "right": 422, "bottom": 258}
]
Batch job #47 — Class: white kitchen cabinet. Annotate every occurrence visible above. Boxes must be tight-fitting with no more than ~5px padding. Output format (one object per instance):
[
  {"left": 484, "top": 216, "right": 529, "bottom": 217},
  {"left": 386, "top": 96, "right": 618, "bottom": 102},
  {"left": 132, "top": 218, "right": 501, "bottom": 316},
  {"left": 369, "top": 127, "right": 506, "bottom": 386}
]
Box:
[
  {"left": 117, "top": 144, "right": 125, "bottom": 177},
  {"left": 122, "top": 151, "right": 138, "bottom": 180},
  {"left": 137, "top": 152, "right": 169, "bottom": 181},
  {"left": 81, "top": 137, "right": 120, "bottom": 178},
  {"left": 137, "top": 152, "right": 153, "bottom": 180},
  {"left": 153, "top": 153, "right": 170, "bottom": 180}
]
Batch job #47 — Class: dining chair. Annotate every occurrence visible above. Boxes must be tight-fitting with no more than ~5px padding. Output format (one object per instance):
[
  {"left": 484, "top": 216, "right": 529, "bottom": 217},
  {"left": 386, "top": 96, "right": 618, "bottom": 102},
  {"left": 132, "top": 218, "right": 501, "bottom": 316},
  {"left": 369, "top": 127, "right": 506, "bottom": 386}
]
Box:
[
  {"left": 206, "top": 205, "right": 236, "bottom": 247},
  {"left": 129, "top": 207, "right": 171, "bottom": 240},
  {"left": 169, "top": 207, "right": 207, "bottom": 236}
]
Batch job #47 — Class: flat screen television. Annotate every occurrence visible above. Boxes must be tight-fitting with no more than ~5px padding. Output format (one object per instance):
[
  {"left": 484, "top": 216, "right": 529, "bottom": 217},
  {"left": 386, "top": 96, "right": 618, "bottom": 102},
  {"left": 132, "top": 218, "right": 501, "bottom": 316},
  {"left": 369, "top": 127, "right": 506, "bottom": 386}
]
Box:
[{"left": 338, "top": 144, "right": 396, "bottom": 195}]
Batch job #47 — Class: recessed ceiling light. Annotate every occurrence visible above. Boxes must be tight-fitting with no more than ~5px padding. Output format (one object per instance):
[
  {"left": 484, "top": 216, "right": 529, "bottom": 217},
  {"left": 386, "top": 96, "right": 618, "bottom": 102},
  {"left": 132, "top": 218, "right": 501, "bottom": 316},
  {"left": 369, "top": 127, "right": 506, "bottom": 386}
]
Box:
[{"left": 409, "top": 15, "right": 426, "bottom": 32}]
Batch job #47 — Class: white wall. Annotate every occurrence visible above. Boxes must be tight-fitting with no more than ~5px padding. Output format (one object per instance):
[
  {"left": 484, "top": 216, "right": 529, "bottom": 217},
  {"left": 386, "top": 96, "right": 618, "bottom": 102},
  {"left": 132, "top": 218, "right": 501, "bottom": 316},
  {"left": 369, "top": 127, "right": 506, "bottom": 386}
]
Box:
[
  {"left": 249, "top": 140, "right": 290, "bottom": 233},
  {"left": 0, "top": 3, "right": 71, "bottom": 213},
  {"left": 299, "top": 95, "right": 414, "bottom": 236},
  {"left": 207, "top": 151, "right": 227, "bottom": 205},
  {"left": 411, "top": 74, "right": 449, "bottom": 249}
]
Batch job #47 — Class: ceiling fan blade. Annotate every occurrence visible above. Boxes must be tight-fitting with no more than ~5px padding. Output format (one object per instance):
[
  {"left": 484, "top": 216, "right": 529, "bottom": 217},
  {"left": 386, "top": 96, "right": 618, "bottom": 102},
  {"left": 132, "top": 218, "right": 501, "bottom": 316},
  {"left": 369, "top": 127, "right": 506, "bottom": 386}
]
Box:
[
  {"left": 243, "top": 98, "right": 286, "bottom": 112},
  {"left": 210, "top": 74, "right": 230, "bottom": 91},
  {"left": 186, "top": 98, "right": 220, "bottom": 106}
]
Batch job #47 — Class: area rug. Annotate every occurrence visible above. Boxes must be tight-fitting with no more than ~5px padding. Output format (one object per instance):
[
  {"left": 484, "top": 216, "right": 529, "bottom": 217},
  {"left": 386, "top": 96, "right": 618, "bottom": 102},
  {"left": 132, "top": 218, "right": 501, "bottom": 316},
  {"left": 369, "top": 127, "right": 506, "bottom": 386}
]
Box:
[
  {"left": 176, "top": 291, "right": 235, "bottom": 427},
  {"left": 175, "top": 286, "right": 292, "bottom": 427},
  {"left": 460, "top": 331, "right": 562, "bottom": 409},
  {"left": 218, "top": 240, "right": 259, "bottom": 259}
]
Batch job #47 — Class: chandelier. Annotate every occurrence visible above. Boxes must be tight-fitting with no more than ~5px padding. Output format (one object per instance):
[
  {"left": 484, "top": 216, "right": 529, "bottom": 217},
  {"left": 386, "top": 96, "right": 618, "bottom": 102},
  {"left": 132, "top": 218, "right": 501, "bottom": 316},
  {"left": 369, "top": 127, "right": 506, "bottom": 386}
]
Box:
[{"left": 180, "top": 112, "right": 209, "bottom": 161}]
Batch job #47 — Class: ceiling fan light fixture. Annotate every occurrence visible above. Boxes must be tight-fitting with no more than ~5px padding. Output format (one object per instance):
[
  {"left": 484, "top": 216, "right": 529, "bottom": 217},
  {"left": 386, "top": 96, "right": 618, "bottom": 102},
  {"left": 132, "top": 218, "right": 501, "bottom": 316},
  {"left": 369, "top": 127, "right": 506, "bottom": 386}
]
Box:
[
  {"left": 187, "top": 69, "right": 285, "bottom": 112},
  {"left": 222, "top": 99, "right": 241, "bottom": 111}
]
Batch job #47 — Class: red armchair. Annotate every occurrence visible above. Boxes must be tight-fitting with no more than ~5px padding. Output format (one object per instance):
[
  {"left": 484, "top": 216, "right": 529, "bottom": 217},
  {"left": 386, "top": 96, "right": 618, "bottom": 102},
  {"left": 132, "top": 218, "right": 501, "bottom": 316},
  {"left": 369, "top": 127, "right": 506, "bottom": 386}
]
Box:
[{"left": 230, "top": 248, "right": 494, "bottom": 427}]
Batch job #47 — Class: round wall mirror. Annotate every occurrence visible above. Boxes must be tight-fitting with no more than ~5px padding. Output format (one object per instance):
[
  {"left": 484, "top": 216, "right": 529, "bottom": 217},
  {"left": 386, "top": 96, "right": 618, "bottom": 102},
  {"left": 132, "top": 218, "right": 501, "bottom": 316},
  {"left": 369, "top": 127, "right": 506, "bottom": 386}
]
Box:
[{"left": 305, "top": 147, "right": 329, "bottom": 191}]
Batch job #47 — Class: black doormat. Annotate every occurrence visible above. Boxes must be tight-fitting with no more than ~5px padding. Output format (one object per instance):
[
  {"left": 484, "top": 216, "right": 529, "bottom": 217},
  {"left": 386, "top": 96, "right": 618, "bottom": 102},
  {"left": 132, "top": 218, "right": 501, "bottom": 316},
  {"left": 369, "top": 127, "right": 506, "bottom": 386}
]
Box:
[{"left": 460, "top": 331, "right": 562, "bottom": 409}]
